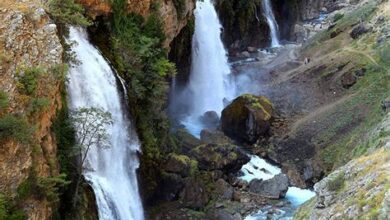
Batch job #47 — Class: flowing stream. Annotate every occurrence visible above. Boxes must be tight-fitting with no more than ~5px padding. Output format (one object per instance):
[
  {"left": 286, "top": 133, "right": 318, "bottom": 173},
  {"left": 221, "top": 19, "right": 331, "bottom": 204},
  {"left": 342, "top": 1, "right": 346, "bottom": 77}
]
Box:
[
  {"left": 181, "top": 0, "right": 235, "bottom": 136},
  {"left": 262, "top": 0, "right": 281, "bottom": 47},
  {"left": 67, "top": 27, "right": 144, "bottom": 220}
]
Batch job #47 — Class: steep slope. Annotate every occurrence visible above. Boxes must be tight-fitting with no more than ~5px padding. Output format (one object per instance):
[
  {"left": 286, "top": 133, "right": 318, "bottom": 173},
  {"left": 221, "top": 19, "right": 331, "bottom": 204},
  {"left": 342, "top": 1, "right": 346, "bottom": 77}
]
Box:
[{"left": 0, "top": 0, "right": 64, "bottom": 218}]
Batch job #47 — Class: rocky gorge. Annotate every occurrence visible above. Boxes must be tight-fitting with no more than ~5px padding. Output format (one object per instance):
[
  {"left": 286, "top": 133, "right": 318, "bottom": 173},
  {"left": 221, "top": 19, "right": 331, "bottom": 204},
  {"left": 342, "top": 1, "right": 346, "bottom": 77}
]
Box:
[{"left": 0, "top": 0, "right": 389, "bottom": 220}]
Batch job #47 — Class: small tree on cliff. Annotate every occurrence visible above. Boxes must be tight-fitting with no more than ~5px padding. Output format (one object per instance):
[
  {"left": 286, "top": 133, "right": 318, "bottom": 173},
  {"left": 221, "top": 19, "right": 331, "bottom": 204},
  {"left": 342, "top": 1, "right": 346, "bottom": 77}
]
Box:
[{"left": 70, "top": 107, "right": 113, "bottom": 207}]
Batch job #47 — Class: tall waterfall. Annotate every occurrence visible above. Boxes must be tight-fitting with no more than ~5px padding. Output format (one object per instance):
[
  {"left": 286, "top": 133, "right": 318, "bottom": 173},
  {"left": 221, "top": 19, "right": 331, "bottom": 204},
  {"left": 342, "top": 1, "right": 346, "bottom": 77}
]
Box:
[
  {"left": 67, "top": 27, "right": 144, "bottom": 220},
  {"left": 182, "top": 0, "right": 235, "bottom": 136},
  {"left": 262, "top": 0, "right": 281, "bottom": 47}
]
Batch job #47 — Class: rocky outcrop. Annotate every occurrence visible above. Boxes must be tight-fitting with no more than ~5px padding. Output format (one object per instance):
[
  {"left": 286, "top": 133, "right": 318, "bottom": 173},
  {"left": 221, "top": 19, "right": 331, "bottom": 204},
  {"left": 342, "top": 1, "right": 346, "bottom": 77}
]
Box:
[
  {"left": 0, "top": 1, "right": 63, "bottom": 219},
  {"left": 249, "top": 174, "right": 289, "bottom": 199},
  {"left": 215, "top": 0, "right": 270, "bottom": 52},
  {"left": 221, "top": 94, "right": 274, "bottom": 144},
  {"left": 295, "top": 148, "right": 390, "bottom": 219},
  {"left": 78, "top": 0, "right": 195, "bottom": 48},
  {"left": 190, "top": 143, "right": 250, "bottom": 173}
]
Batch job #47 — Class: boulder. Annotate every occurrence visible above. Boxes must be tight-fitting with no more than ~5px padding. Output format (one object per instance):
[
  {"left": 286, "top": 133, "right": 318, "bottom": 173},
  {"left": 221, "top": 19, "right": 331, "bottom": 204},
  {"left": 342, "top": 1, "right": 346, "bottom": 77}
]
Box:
[
  {"left": 221, "top": 94, "right": 274, "bottom": 144},
  {"left": 350, "top": 24, "right": 369, "bottom": 39},
  {"left": 175, "top": 128, "right": 203, "bottom": 153},
  {"left": 200, "top": 129, "right": 231, "bottom": 144},
  {"left": 249, "top": 174, "right": 289, "bottom": 199},
  {"left": 164, "top": 153, "right": 196, "bottom": 177},
  {"left": 214, "top": 179, "right": 234, "bottom": 200},
  {"left": 158, "top": 172, "right": 185, "bottom": 201},
  {"left": 190, "top": 143, "right": 250, "bottom": 173},
  {"left": 200, "top": 111, "right": 219, "bottom": 130},
  {"left": 180, "top": 178, "right": 209, "bottom": 209},
  {"left": 341, "top": 72, "right": 357, "bottom": 89}
]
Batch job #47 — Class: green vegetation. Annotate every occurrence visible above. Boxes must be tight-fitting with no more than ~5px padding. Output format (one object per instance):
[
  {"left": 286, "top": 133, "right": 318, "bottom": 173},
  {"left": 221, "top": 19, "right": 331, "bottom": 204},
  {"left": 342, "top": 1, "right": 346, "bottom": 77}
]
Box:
[
  {"left": 17, "top": 172, "right": 70, "bottom": 203},
  {"left": 17, "top": 67, "right": 44, "bottom": 96},
  {"left": 0, "top": 90, "right": 8, "bottom": 110},
  {"left": 0, "top": 115, "right": 32, "bottom": 144},
  {"left": 327, "top": 172, "right": 345, "bottom": 192},
  {"left": 28, "top": 97, "right": 51, "bottom": 114},
  {"left": 108, "top": 0, "right": 178, "bottom": 197},
  {"left": 333, "top": 13, "right": 344, "bottom": 22},
  {"left": 0, "top": 194, "right": 26, "bottom": 220},
  {"left": 48, "top": 0, "right": 91, "bottom": 26}
]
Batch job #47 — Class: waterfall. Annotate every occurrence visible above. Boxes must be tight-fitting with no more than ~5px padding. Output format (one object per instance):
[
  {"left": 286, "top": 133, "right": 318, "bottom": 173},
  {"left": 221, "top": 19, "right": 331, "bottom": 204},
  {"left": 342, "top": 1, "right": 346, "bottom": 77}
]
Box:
[
  {"left": 67, "top": 27, "right": 144, "bottom": 220},
  {"left": 182, "top": 0, "right": 235, "bottom": 136},
  {"left": 262, "top": 0, "right": 281, "bottom": 47}
]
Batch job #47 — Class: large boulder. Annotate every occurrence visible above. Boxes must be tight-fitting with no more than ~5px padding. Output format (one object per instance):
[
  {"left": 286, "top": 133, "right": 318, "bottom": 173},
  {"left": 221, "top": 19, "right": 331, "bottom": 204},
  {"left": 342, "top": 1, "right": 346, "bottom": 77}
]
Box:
[
  {"left": 249, "top": 174, "right": 289, "bottom": 199},
  {"left": 190, "top": 143, "right": 250, "bottom": 173},
  {"left": 180, "top": 178, "right": 209, "bottom": 209},
  {"left": 200, "top": 111, "right": 220, "bottom": 130},
  {"left": 350, "top": 24, "right": 369, "bottom": 39},
  {"left": 221, "top": 94, "right": 274, "bottom": 144},
  {"left": 164, "top": 153, "right": 197, "bottom": 177},
  {"left": 200, "top": 129, "right": 231, "bottom": 144}
]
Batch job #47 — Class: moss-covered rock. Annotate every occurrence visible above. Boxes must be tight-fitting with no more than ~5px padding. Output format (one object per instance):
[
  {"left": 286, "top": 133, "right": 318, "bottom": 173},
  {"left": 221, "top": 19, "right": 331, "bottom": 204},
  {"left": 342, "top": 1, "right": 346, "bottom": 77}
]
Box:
[
  {"left": 190, "top": 143, "right": 249, "bottom": 173},
  {"left": 221, "top": 94, "right": 274, "bottom": 144},
  {"left": 165, "top": 153, "right": 198, "bottom": 177}
]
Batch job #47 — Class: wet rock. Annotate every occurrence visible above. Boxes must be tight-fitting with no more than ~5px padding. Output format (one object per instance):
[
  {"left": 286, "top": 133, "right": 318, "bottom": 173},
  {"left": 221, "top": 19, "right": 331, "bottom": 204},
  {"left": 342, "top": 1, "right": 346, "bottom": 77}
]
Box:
[
  {"left": 350, "top": 24, "right": 369, "bottom": 39},
  {"left": 208, "top": 209, "right": 242, "bottom": 220},
  {"left": 215, "top": 179, "right": 234, "bottom": 200},
  {"left": 200, "top": 129, "right": 231, "bottom": 144},
  {"left": 381, "top": 101, "right": 390, "bottom": 111},
  {"left": 241, "top": 51, "right": 251, "bottom": 58},
  {"left": 159, "top": 172, "right": 185, "bottom": 201},
  {"left": 247, "top": 47, "right": 257, "bottom": 53},
  {"left": 341, "top": 72, "right": 357, "bottom": 89},
  {"left": 180, "top": 178, "right": 209, "bottom": 209},
  {"left": 190, "top": 143, "right": 250, "bottom": 173},
  {"left": 221, "top": 94, "right": 274, "bottom": 144},
  {"left": 200, "top": 111, "right": 219, "bottom": 130},
  {"left": 249, "top": 174, "right": 289, "bottom": 199}
]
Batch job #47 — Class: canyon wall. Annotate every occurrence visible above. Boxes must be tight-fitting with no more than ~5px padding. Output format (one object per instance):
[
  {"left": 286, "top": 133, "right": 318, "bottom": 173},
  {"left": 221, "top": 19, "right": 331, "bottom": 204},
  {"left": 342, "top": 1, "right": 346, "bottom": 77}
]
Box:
[{"left": 0, "top": 0, "right": 64, "bottom": 218}]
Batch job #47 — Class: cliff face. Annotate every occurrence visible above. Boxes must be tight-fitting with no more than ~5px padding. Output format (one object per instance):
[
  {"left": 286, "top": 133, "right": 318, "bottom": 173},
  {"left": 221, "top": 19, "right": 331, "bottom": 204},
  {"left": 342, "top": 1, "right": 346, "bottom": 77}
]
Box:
[
  {"left": 78, "top": 0, "right": 195, "bottom": 48},
  {"left": 0, "top": 0, "right": 63, "bottom": 218}
]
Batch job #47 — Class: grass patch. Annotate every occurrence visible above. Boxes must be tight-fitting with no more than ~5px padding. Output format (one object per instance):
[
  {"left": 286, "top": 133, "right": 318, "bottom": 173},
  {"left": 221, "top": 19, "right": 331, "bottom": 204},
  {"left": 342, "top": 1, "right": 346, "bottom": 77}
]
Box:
[
  {"left": 0, "top": 115, "right": 32, "bottom": 144},
  {"left": 327, "top": 172, "right": 345, "bottom": 192}
]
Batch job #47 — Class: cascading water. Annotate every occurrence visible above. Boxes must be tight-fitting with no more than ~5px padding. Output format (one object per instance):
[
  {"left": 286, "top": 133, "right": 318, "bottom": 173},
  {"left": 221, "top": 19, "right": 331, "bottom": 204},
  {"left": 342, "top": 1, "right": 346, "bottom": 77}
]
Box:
[
  {"left": 182, "top": 0, "right": 235, "bottom": 136},
  {"left": 262, "top": 0, "right": 281, "bottom": 47},
  {"left": 67, "top": 27, "right": 144, "bottom": 220}
]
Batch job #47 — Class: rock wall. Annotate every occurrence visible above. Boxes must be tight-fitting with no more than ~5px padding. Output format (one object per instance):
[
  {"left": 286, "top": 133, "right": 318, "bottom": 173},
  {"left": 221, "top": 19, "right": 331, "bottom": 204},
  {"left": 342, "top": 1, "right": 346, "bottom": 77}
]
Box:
[
  {"left": 77, "top": 0, "right": 195, "bottom": 48},
  {"left": 0, "top": 1, "right": 63, "bottom": 218}
]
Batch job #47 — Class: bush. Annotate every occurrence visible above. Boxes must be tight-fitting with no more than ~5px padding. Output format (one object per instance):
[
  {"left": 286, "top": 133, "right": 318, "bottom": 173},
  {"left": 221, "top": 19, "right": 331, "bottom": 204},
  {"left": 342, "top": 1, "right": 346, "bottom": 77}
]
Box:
[
  {"left": 0, "top": 90, "right": 8, "bottom": 110},
  {"left": 48, "top": 0, "right": 91, "bottom": 26},
  {"left": 333, "top": 13, "right": 344, "bottom": 22},
  {"left": 17, "top": 67, "right": 44, "bottom": 96},
  {"left": 328, "top": 172, "right": 345, "bottom": 191},
  {"left": 28, "top": 97, "right": 51, "bottom": 114},
  {"left": 0, "top": 194, "right": 26, "bottom": 220},
  {"left": 0, "top": 115, "right": 32, "bottom": 144}
]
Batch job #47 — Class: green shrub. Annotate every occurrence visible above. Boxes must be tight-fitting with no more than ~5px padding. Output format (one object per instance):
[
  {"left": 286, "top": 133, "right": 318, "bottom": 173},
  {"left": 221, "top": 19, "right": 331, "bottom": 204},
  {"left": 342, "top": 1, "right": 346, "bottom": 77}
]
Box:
[
  {"left": 328, "top": 172, "right": 345, "bottom": 191},
  {"left": 48, "top": 0, "right": 91, "bottom": 26},
  {"left": 0, "top": 194, "right": 26, "bottom": 220},
  {"left": 28, "top": 97, "right": 51, "bottom": 114},
  {"left": 17, "top": 67, "right": 44, "bottom": 96},
  {"left": 0, "top": 91, "right": 8, "bottom": 110},
  {"left": 0, "top": 194, "right": 6, "bottom": 220},
  {"left": 333, "top": 13, "right": 344, "bottom": 22},
  {"left": 50, "top": 64, "right": 69, "bottom": 82},
  {"left": 0, "top": 115, "right": 32, "bottom": 144}
]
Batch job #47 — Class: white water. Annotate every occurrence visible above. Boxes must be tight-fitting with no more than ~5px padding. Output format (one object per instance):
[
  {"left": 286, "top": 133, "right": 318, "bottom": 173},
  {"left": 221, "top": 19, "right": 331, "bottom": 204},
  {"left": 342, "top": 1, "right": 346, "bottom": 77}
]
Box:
[
  {"left": 67, "top": 27, "right": 144, "bottom": 220},
  {"left": 262, "top": 0, "right": 281, "bottom": 47},
  {"left": 182, "top": 0, "right": 235, "bottom": 136},
  {"left": 240, "top": 155, "right": 315, "bottom": 219}
]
